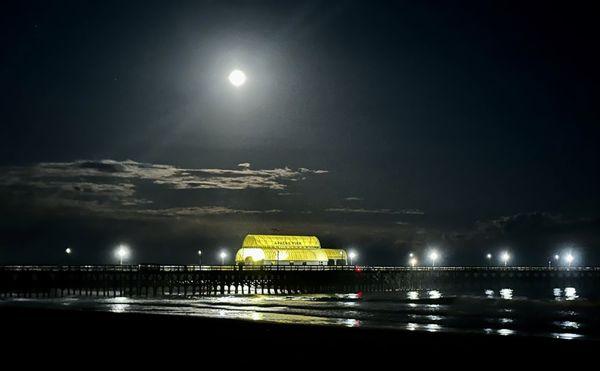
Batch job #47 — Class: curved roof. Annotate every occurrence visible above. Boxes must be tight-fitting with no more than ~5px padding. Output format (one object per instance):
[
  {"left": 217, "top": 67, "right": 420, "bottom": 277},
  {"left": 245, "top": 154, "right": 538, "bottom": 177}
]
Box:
[
  {"left": 242, "top": 234, "right": 321, "bottom": 249},
  {"left": 321, "top": 249, "right": 348, "bottom": 260}
]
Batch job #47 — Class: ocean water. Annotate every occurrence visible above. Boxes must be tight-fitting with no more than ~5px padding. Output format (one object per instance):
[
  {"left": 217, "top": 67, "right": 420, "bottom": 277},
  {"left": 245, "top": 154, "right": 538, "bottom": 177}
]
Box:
[{"left": 2, "top": 285, "right": 599, "bottom": 341}]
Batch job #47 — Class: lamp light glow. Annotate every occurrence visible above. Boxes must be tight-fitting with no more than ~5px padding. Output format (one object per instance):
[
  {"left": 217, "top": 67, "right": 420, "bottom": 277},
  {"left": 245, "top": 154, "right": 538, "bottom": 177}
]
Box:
[
  {"left": 429, "top": 250, "right": 439, "bottom": 267},
  {"left": 501, "top": 251, "right": 510, "bottom": 267},
  {"left": 349, "top": 250, "right": 357, "bottom": 265},
  {"left": 565, "top": 253, "right": 574, "bottom": 267},
  {"left": 115, "top": 245, "right": 130, "bottom": 265}
]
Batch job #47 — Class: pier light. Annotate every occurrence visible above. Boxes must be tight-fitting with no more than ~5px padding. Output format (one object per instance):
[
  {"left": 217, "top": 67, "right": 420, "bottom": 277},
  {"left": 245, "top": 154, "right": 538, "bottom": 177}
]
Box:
[
  {"left": 115, "top": 245, "right": 130, "bottom": 265},
  {"left": 409, "top": 257, "right": 417, "bottom": 268},
  {"left": 197, "top": 250, "right": 202, "bottom": 267},
  {"left": 565, "top": 253, "right": 574, "bottom": 268},
  {"left": 486, "top": 253, "right": 492, "bottom": 259},
  {"left": 65, "top": 247, "right": 72, "bottom": 255},
  {"left": 220, "top": 250, "right": 228, "bottom": 265},
  {"left": 349, "top": 251, "right": 357, "bottom": 265},
  {"left": 409, "top": 252, "right": 414, "bottom": 258},
  {"left": 500, "top": 251, "right": 510, "bottom": 267},
  {"left": 554, "top": 254, "right": 560, "bottom": 261},
  {"left": 429, "top": 251, "right": 439, "bottom": 267}
]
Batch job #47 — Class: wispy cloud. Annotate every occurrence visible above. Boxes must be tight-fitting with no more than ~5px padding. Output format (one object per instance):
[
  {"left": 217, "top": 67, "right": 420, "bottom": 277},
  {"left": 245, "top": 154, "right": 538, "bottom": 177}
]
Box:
[
  {"left": 0, "top": 159, "right": 328, "bottom": 216},
  {"left": 137, "top": 206, "right": 282, "bottom": 217},
  {"left": 325, "top": 208, "right": 425, "bottom": 215},
  {"left": 344, "top": 196, "right": 363, "bottom": 201},
  {"left": 1, "top": 159, "right": 328, "bottom": 191}
]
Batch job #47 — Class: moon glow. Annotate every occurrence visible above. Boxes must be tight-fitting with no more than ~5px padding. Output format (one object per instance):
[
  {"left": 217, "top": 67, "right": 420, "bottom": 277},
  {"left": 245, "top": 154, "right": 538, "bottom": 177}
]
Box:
[{"left": 228, "top": 69, "right": 247, "bottom": 87}]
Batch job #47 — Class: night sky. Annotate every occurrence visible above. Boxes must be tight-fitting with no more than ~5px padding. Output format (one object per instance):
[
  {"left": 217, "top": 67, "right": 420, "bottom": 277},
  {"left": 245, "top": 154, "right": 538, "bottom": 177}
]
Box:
[{"left": 1, "top": 1, "right": 599, "bottom": 265}]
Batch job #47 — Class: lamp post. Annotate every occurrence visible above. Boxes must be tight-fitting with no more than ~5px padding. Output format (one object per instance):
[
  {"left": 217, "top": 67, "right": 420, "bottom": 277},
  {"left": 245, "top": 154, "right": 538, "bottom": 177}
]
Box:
[
  {"left": 349, "top": 251, "right": 357, "bottom": 266},
  {"left": 115, "top": 245, "right": 130, "bottom": 266},
  {"left": 429, "top": 251, "right": 439, "bottom": 267},
  {"left": 501, "top": 251, "right": 510, "bottom": 267},
  {"left": 409, "top": 257, "right": 417, "bottom": 268},
  {"left": 65, "top": 247, "right": 72, "bottom": 265},
  {"left": 197, "top": 250, "right": 202, "bottom": 268},
  {"left": 486, "top": 253, "right": 492, "bottom": 266},
  {"left": 565, "top": 253, "right": 574, "bottom": 268},
  {"left": 220, "top": 251, "right": 227, "bottom": 266}
]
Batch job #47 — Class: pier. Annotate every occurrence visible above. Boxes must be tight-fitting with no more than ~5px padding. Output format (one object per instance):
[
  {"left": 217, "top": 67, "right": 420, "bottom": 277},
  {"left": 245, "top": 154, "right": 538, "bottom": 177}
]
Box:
[{"left": 1, "top": 265, "right": 599, "bottom": 297}]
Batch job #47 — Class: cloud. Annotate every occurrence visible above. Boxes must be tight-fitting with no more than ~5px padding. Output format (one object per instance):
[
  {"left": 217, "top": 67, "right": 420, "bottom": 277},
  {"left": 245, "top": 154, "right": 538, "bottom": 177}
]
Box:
[
  {"left": 344, "top": 197, "right": 363, "bottom": 201},
  {"left": 0, "top": 159, "right": 328, "bottom": 191},
  {"left": 0, "top": 159, "right": 328, "bottom": 216},
  {"left": 471, "top": 212, "right": 570, "bottom": 238},
  {"left": 137, "top": 206, "right": 282, "bottom": 217},
  {"left": 325, "top": 208, "right": 425, "bottom": 215}
]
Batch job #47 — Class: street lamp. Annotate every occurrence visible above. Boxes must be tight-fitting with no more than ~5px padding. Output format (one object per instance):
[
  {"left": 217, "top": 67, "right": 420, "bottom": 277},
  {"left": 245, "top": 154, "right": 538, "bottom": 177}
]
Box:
[
  {"left": 65, "top": 247, "right": 72, "bottom": 255},
  {"left": 565, "top": 253, "right": 574, "bottom": 268},
  {"left": 220, "top": 251, "right": 227, "bottom": 265},
  {"left": 197, "top": 250, "right": 202, "bottom": 267},
  {"left": 115, "top": 245, "right": 130, "bottom": 265},
  {"left": 501, "top": 251, "right": 510, "bottom": 267},
  {"left": 429, "top": 251, "right": 439, "bottom": 267},
  {"left": 349, "top": 251, "right": 357, "bottom": 265},
  {"left": 486, "top": 253, "right": 492, "bottom": 266},
  {"left": 409, "top": 257, "right": 417, "bottom": 268}
]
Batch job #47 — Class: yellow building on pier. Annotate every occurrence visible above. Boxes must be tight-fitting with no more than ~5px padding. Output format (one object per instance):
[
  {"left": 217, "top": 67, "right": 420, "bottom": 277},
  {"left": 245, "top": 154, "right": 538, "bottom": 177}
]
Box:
[{"left": 235, "top": 234, "right": 347, "bottom": 266}]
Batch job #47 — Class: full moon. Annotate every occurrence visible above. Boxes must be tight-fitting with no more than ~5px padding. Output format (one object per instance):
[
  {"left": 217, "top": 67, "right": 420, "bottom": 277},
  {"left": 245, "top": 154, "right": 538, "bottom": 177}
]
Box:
[{"left": 228, "top": 69, "right": 247, "bottom": 87}]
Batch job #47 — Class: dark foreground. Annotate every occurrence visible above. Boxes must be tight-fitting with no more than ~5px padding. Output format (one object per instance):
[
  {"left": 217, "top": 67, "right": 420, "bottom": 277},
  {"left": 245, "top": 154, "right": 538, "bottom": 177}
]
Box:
[{"left": 0, "top": 306, "right": 597, "bottom": 360}]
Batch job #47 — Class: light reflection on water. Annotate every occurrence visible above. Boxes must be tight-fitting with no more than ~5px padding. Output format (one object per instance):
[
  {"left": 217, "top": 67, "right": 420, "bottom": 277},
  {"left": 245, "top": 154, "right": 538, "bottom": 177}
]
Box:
[
  {"left": 428, "top": 290, "right": 442, "bottom": 299},
  {"left": 553, "top": 333, "right": 583, "bottom": 340},
  {"left": 500, "top": 288, "right": 513, "bottom": 300},
  {"left": 2, "top": 286, "right": 597, "bottom": 342},
  {"left": 407, "top": 291, "right": 419, "bottom": 300},
  {"left": 565, "top": 287, "right": 578, "bottom": 301},
  {"left": 497, "top": 329, "right": 515, "bottom": 336},
  {"left": 554, "top": 287, "right": 579, "bottom": 301}
]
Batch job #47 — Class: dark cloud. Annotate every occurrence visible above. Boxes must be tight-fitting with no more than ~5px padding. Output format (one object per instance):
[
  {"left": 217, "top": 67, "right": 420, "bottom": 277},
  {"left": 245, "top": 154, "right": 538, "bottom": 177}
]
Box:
[
  {"left": 469, "top": 212, "right": 597, "bottom": 240},
  {"left": 344, "top": 197, "right": 363, "bottom": 201},
  {"left": 0, "top": 159, "right": 329, "bottom": 214},
  {"left": 325, "top": 208, "right": 425, "bottom": 215},
  {"left": 137, "top": 206, "right": 282, "bottom": 217}
]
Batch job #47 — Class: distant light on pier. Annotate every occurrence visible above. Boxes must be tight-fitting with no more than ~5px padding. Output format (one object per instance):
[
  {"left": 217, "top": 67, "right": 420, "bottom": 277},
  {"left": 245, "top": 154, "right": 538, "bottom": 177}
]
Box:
[
  {"left": 115, "top": 245, "right": 130, "bottom": 265},
  {"left": 565, "top": 253, "right": 574, "bottom": 267},
  {"left": 349, "top": 250, "right": 357, "bottom": 265},
  {"left": 429, "top": 250, "right": 439, "bottom": 267},
  {"left": 409, "top": 257, "right": 417, "bottom": 267},
  {"left": 219, "top": 250, "right": 228, "bottom": 265},
  {"left": 501, "top": 251, "right": 510, "bottom": 267},
  {"left": 65, "top": 247, "right": 72, "bottom": 255}
]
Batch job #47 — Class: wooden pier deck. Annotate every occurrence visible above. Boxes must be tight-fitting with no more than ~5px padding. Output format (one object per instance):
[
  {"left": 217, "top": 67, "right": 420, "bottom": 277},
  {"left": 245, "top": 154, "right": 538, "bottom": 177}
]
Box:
[{"left": 1, "top": 265, "right": 599, "bottom": 297}]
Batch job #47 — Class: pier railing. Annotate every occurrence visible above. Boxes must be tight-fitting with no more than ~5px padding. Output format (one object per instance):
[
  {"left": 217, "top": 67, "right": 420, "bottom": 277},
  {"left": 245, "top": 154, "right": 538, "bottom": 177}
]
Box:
[
  {"left": 0, "top": 264, "right": 598, "bottom": 272},
  {"left": 1, "top": 264, "right": 599, "bottom": 297}
]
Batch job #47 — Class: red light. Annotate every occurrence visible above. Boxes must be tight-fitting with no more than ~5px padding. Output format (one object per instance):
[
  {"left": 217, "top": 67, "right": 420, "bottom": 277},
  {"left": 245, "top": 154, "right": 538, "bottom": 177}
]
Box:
[
  {"left": 356, "top": 290, "right": 363, "bottom": 298},
  {"left": 354, "top": 266, "right": 362, "bottom": 272}
]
